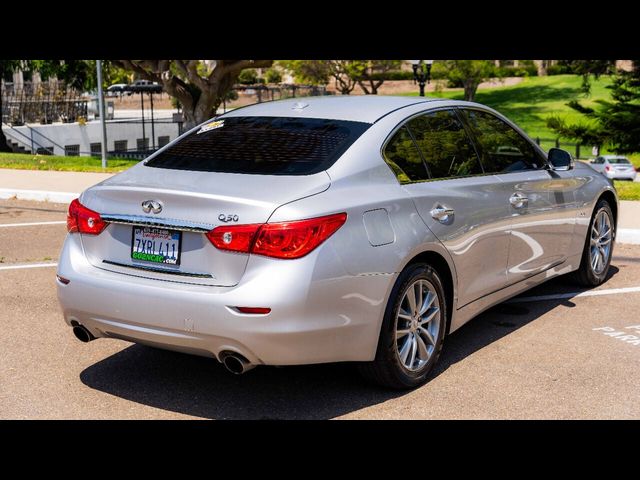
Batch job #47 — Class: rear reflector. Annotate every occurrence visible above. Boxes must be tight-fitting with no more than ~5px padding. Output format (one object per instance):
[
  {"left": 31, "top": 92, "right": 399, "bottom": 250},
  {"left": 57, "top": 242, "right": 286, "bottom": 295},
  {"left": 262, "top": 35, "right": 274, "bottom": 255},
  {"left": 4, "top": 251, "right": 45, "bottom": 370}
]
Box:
[
  {"left": 67, "top": 198, "right": 106, "bottom": 235},
  {"left": 56, "top": 274, "right": 70, "bottom": 285},
  {"left": 235, "top": 307, "right": 271, "bottom": 315},
  {"left": 207, "top": 212, "right": 347, "bottom": 259}
]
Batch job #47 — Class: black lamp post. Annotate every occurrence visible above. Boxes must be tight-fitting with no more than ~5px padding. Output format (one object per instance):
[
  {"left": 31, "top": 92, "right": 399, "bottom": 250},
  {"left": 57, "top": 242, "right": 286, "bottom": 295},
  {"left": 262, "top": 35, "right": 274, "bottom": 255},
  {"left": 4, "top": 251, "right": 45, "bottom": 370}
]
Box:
[{"left": 410, "top": 60, "right": 434, "bottom": 96}]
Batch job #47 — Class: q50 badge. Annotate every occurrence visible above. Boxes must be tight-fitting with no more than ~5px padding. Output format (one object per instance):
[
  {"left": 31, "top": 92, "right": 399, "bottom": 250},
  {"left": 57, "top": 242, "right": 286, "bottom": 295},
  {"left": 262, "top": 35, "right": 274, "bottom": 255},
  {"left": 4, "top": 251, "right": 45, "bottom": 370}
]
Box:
[{"left": 218, "top": 214, "right": 239, "bottom": 223}]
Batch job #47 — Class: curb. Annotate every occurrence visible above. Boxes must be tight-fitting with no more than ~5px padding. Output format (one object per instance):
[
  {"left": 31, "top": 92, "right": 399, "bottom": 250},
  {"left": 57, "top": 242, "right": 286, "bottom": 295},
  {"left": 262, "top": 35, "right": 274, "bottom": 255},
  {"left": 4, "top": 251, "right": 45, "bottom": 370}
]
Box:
[
  {"left": 618, "top": 228, "right": 640, "bottom": 245},
  {"left": 0, "top": 188, "right": 78, "bottom": 203}
]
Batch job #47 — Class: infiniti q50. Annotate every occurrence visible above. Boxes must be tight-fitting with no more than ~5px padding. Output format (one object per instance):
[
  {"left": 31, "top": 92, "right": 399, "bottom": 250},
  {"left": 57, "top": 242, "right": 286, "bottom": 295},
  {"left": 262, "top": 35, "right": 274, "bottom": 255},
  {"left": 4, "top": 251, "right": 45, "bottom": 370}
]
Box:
[{"left": 57, "top": 96, "right": 617, "bottom": 389}]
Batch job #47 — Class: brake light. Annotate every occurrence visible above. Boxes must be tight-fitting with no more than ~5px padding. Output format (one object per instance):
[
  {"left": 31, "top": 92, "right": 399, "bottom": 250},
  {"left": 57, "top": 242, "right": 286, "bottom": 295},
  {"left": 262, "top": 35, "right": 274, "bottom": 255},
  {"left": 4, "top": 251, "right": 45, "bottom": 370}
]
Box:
[
  {"left": 605, "top": 165, "right": 611, "bottom": 172},
  {"left": 67, "top": 198, "right": 107, "bottom": 235},
  {"left": 207, "top": 212, "right": 347, "bottom": 259}
]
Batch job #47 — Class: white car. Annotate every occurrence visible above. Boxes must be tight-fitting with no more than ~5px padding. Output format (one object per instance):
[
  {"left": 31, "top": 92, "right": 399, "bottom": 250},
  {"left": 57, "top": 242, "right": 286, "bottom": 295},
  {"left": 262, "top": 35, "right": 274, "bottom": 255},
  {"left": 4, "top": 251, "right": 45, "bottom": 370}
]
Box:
[{"left": 590, "top": 155, "right": 637, "bottom": 181}]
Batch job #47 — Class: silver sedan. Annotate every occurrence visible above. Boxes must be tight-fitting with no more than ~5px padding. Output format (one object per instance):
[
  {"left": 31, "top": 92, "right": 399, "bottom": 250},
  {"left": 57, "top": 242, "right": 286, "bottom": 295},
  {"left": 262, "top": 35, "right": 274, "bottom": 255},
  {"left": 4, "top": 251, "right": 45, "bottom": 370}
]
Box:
[
  {"left": 57, "top": 96, "right": 618, "bottom": 389},
  {"left": 590, "top": 155, "right": 637, "bottom": 181}
]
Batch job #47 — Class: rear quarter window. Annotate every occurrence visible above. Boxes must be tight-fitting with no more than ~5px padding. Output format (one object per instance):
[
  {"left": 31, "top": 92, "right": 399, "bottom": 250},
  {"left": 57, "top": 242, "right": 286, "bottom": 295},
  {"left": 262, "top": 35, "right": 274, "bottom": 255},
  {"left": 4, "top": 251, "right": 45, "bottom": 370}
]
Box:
[{"left": 145, "top": 116, "right": 370, "bottom": 175}]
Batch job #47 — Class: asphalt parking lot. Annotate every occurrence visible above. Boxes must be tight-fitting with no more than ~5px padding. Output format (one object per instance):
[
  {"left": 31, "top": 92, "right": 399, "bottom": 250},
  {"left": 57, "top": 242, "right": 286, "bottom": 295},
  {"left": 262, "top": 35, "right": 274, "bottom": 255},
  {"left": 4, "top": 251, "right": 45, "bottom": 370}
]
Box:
[{"left": 1, "top": 197, "right": 639, "bottom": 419}]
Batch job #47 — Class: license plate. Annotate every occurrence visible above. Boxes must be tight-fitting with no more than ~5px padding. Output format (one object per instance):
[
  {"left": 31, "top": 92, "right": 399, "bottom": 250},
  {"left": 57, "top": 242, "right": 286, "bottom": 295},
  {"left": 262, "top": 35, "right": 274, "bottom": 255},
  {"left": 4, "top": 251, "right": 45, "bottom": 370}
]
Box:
[{"left": 131, "top": 227, "right": 181, "bottom": 265}]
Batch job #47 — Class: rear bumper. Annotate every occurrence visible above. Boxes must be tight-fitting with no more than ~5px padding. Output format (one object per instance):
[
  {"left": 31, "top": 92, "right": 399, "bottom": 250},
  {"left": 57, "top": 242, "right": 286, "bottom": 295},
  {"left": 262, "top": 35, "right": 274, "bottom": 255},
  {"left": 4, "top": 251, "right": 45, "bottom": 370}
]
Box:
[
  {"left": 57, "top": 234, "right": 394, "bottom": 365},
  {"left": 606, "top": 171, "right": 637, "bottom": 180}
]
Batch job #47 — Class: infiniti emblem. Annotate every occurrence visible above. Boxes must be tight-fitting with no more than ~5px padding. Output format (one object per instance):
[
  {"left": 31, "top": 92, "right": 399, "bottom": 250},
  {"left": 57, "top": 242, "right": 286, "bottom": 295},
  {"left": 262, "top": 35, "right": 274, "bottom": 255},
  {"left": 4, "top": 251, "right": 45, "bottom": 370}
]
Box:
[{"left": 141, "top": 200, "right": 163, "bottom": 214}]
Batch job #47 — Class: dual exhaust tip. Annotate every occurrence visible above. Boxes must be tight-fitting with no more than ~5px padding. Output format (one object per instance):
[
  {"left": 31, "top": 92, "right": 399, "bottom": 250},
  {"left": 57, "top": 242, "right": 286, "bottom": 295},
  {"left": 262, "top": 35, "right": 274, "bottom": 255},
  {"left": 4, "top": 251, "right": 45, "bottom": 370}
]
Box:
[
  {"left": 71, "top": 325, "right": 255, "bottom": 375},
  {"left": 72, "top": 325, "right": 95, "bottom": 343},
  {"left": 220, "top": 352, "right": 255, "bottom": 375}
]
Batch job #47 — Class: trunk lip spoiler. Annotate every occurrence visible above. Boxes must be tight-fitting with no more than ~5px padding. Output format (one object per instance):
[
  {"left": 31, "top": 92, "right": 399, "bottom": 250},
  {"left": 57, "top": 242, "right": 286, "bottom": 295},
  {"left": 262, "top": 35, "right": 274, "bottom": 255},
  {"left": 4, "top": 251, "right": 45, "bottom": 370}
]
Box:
[{"left": 100, "top": 214, "right": 214, "bottom": 233}]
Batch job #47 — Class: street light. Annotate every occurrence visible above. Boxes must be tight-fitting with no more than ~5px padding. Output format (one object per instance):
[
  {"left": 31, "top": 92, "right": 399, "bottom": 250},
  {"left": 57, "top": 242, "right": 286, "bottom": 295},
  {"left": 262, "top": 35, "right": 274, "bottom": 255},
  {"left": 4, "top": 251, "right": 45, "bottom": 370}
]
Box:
[{"left": 409, "top": 60, "right": 434, "bottom": 97}]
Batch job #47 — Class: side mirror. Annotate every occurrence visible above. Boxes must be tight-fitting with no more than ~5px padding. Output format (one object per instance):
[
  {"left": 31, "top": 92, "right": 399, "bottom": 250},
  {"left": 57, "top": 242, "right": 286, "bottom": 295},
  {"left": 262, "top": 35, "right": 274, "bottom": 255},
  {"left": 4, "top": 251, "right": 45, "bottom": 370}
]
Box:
[{"left": 547, "top": 148, "right": 574, "bottom": 171}]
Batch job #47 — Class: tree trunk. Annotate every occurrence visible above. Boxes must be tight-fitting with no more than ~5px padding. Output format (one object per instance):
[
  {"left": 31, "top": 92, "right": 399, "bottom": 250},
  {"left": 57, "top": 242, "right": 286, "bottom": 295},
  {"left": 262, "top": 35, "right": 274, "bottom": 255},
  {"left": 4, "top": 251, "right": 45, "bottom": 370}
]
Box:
[{"left": 463, "top": 80, "right": 479, "bottom": 102}]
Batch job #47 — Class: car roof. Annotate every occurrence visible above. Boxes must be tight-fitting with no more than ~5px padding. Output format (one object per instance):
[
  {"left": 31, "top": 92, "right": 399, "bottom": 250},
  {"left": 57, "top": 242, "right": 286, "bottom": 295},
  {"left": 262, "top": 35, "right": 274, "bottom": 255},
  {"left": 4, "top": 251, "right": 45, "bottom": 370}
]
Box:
[
  {"left": 220, "top": 95, "right": 444, "bottom": 123},
  {"left": 602, "top": 155, "right": 628, "bottom": 159}
]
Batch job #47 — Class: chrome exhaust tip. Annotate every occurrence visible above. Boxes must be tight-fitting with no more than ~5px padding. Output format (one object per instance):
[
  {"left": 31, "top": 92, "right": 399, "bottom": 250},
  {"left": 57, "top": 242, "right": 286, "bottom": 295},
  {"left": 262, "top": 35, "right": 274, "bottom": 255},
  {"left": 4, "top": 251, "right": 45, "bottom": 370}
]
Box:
[
  {"left": 72, "top": 325, "right": 95, "bottom": 343},
  {"left": 221, "top": 352, "right": 255, "bottom": 375}
]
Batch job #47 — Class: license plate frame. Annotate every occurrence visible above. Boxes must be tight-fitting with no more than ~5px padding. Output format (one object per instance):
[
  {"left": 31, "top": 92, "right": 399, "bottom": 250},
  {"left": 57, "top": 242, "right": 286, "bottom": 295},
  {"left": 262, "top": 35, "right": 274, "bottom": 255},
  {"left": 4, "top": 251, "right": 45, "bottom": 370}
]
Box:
[{"left": 131, "top": 226, "right": 182, "bottom": 266}]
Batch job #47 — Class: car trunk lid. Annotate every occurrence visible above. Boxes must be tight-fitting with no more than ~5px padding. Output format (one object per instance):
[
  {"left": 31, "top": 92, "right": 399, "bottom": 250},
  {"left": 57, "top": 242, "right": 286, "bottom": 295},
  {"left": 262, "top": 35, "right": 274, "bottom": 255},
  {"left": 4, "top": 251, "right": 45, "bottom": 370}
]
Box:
[{"left": 78, "top": 166, "right": 331, "bottom": 286}]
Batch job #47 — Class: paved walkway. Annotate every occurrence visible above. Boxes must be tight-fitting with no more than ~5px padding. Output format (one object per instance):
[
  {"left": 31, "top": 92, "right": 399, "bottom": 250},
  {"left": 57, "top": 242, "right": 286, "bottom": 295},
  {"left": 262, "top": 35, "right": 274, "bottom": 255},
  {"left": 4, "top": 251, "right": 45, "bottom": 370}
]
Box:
[{"left": 0, "top": 169, "right": 112, "bottom": 203}]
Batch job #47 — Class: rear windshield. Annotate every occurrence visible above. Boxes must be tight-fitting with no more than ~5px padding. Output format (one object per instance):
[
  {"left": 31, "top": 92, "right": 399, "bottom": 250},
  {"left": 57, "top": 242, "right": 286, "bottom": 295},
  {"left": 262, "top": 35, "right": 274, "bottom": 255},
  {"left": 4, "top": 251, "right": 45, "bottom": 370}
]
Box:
[
  {"left": 609, "top": 158, "right": 630, "bottom": 164},
  {"left": 145, "top": 116, "right": 370, "bottom": 175}
]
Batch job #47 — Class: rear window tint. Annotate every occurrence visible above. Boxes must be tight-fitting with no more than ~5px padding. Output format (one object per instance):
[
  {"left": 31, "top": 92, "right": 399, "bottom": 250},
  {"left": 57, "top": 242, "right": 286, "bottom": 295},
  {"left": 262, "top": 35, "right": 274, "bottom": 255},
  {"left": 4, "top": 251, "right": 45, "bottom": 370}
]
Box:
[
  {"left": 145, "top": 116, "right": 370, "bottom": 175},
  {"left": 609, "top": 158, "right": 630, "bottom": 164}
]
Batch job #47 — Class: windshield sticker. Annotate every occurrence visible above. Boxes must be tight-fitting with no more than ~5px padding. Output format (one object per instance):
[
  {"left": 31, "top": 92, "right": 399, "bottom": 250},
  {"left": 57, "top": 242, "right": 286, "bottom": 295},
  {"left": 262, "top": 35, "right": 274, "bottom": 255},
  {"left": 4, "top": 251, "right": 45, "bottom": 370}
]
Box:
[{"left": 197, "top": 120, "right": 224, "bottom": 134}]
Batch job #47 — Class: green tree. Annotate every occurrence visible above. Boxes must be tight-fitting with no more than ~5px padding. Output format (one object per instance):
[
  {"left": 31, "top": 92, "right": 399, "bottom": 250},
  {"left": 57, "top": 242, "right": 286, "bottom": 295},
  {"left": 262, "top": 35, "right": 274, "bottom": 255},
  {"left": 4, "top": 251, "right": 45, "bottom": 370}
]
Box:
[
  {"left": 264, "top": 67, "right": 282, "bottom": 84},
  {"left": 280, "top": 60, "right": 401, "bottom": 95},
  {"left": 547, "top": 60, "right": 640, "bottom": 154},
  {"left": 438, "top": 60, "right": 497, "bottom": 101},
  {"left": 557, "top": 60, "right": 616, "bottom": 95},
  {"left": 355, "top": 60, "right": 403, "bottom": 94},
  {"left": 114, "top": 60, "right": 273, "bottom": 128},
  {"left": 278, "top": 60, "right": 331, "bottom": 85}
]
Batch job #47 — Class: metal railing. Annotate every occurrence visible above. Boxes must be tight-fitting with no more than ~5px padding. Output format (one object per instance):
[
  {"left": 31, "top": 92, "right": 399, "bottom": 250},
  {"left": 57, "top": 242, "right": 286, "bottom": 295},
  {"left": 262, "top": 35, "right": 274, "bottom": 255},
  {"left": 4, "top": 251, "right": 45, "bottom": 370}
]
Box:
[{"left": 2, "top": 123, "right": 54, "bottom": 154}]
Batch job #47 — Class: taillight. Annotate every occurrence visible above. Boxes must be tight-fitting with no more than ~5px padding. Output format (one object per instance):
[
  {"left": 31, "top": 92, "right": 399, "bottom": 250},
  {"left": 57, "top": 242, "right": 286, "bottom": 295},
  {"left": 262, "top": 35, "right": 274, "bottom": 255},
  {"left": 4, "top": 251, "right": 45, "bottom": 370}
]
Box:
[
  {"left": 206, "top": 212, "right": 347, "bottom": 259},
  {"left": 67, "top": 198, "right": 107, "bottom": 235},
  {"left": 605, "top": 165, "right": 611, "bottom": 172}
]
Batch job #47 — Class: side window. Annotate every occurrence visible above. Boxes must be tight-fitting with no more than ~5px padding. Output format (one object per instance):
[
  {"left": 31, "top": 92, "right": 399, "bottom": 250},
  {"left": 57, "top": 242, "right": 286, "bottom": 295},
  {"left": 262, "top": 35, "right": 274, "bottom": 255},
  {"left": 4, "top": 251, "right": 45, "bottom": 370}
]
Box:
[
  {"left": 383, "top": 125, "right": 428, "bottom": 183},
  {"left": 462, "top": 109, "right": 543, "bottom": 173},
  {"left": 407, "top": 110, "right": 483, "bottom": 179},
  {"left": 594, "top": 157, "right": 604, "bottom": 164}
]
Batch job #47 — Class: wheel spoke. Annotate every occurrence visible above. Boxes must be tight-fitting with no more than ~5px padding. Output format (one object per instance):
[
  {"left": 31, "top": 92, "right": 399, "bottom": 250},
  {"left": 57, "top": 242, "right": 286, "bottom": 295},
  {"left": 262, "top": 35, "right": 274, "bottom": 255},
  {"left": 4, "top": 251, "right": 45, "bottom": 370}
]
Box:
[
  {"left": 419, "top": 306, "right": 439, "bottom": 325},
  {"left": 599, "top": 236, "right": 612, "bottom": 246},
  {"left": 399, "top": 335, "right": 412, "bottom": 364},
  {"left": 416, "top": 334, "right": 429, "bottom": 362},
  {"left": 415, "top": 283, "right": 423, "bottom": 316},
  {"left": 408, "top": 335, "right": 418, "bottom": 368},
  {"left": 419, "top": 326, "right": 436, "bottom": 346},
  {"left": 396, "top": 328, "right": 411, "bottom": 340},
  {"left": 418, "top": 290, "right": 436, "bottom": 316},
  {"left": 591, "top": 248, "right": 599, "bottom": 271},
  {"left": 398, "top": 312, "right": 412, "bottom": 321},
  {"left": 595, "top": 250, "right": 602, "bottom": 272},
  {"left": 405, "top": 286, "right": 416, "bottom": 315},
  {"left": 599, "top": 227, "right": 611, "bottom": 240}
]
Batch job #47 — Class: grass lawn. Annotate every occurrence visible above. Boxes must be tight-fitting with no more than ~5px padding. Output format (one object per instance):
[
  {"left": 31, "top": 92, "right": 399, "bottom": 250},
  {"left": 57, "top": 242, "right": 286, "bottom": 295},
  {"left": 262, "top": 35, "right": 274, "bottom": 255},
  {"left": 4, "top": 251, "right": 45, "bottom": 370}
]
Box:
[
  {"left": 0, "top": 152, "right": 138, "bottom": 173},
  {"left": 405, "top": 75, "right": 617, "bottom": 153},
  {"left": 614, "top": 180, "right": 640, "bottom": 201}
]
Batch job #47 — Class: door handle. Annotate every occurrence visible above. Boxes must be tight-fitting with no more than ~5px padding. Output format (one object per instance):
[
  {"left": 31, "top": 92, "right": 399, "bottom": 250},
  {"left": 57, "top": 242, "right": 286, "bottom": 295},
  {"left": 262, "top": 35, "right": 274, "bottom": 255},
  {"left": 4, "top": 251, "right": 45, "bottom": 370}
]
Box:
[
  {"left": 509, "top": 192, "right": 529, "bottom": 209},
  {"left": 430, "top": 206, "right": 455, "bottom": 223}
]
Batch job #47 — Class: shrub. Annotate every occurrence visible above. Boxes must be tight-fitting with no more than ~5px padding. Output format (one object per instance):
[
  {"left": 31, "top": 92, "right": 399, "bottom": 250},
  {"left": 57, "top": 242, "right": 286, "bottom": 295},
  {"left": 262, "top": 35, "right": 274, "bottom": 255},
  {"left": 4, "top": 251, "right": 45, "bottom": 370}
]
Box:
[
  {"left": 547, "top": 64, "right": 573, "bottom": 75},
  {"left": 264, "top": 68, "right": 282, "bottom": 84},
  {"left": 238, "top": 69, "right": 260, "bottom": 85}
]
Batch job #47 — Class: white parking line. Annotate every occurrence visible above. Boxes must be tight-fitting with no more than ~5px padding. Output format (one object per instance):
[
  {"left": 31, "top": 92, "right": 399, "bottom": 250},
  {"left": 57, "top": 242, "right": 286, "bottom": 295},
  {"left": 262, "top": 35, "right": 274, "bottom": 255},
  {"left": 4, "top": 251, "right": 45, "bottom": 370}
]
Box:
[
  {"left": 0, "top": 221, "right": 66, "bottom": 228},
  {"left": 0, "top": 262, "right": 58, "bottom": 271},
  {"left": 510, "top": 285, "right": 640, "bottom": 303}
]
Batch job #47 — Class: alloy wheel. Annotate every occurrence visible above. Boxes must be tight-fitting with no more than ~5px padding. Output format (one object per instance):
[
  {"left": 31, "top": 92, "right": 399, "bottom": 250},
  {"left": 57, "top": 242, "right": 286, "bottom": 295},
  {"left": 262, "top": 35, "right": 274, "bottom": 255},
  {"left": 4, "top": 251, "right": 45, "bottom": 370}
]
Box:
[{"left": 395, "top": 279, "right": 441, "bottom": 371}]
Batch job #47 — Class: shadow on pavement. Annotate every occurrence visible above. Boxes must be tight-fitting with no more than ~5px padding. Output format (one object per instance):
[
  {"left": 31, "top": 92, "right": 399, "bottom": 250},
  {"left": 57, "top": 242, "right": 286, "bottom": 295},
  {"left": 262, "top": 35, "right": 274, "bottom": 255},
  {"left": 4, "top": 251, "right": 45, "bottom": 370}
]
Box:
[{"left": 80, "top": 266, "right": 619, "bottom": 419}]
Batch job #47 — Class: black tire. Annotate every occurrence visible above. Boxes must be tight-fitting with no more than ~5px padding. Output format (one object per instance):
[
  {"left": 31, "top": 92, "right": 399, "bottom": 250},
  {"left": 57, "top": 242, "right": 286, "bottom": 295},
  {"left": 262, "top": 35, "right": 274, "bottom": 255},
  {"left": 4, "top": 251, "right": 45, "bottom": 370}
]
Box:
[
  {"left": 572, "top": 199, "right": 615, "bottom": 287},
  {"left": 358, "top": 263, "right": 447, "bottom": 389}
]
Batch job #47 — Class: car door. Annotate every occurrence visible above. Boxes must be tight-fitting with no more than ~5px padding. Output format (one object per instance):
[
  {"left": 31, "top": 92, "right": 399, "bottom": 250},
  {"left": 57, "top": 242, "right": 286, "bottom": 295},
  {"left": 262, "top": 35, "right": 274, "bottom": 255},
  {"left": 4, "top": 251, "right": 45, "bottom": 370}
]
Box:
[
  {"left": 460, "top": 108, "right": 579, "bottom": 285},
  {"left": 383, "top": 109, "right": 512, "bottom": 308}
]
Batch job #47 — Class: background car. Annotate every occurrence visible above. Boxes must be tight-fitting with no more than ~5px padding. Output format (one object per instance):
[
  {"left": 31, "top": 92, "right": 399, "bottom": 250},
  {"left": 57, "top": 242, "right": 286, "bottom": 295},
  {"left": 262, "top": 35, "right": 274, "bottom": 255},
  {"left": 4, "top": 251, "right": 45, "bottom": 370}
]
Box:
[
  {"left": 105, "top": 83, "right": 131, "bottom": 97},
  {"left": 56, "top": 96, "right": 618, "bottom": 389},
  {"left": 590, "top": 155, "right": 637, "bottom": 180}
]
